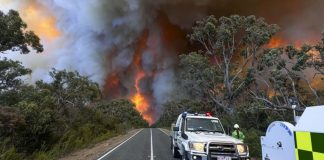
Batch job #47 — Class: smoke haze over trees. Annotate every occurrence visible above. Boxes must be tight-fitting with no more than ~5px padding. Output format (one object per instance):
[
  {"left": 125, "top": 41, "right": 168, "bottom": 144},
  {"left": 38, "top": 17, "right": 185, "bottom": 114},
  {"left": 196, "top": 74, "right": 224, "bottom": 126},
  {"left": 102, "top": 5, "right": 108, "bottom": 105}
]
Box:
[
  {"left": 0, "top": 1, "right": 324, "bottom": 158},
  {"left": 156, "top": 14, "right": 324, "bottom": 158},
  {"left": 1, "top": 0, "right": 324, "bottom": 122},
  {"left": 0, "top": 10, "right": 147, "bottom": 159}
]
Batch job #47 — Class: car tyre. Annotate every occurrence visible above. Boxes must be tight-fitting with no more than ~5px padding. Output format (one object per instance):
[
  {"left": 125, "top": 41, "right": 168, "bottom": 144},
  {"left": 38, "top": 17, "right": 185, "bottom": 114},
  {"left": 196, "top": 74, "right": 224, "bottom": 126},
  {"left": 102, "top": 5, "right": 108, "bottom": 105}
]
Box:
[
  {"left": 171, "top": 140, "right": 180, "bottom": 158},
  {"left": 181, "top": 150, "right": 189, "bottom": 160}
]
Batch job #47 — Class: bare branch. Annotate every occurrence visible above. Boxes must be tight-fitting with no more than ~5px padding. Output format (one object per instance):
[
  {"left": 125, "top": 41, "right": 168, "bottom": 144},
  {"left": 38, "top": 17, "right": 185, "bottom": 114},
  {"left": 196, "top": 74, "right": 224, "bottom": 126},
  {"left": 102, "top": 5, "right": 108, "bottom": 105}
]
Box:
[
  {"left": 302, "top": 75, "right": 320, "bottom": 105},
  {"left": 230, "top": 56, "right": 253, "bottom": 84},
  {"left": 249, "top": 90, "right": 278, "bottom": 108}
]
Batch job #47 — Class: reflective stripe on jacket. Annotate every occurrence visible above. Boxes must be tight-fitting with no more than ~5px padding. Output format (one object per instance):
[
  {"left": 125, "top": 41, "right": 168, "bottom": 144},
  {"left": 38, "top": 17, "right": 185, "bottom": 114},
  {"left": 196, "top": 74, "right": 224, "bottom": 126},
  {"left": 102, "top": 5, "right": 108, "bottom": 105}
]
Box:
[{"left": 231, "top": 130, "right": 245, "bottom": 141}]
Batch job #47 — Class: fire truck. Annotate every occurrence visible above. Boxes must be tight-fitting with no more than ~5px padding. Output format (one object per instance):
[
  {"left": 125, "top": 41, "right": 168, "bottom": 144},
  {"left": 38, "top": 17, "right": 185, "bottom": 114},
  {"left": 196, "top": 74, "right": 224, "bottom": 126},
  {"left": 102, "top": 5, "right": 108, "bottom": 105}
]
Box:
[{"left": 171, "top": 112, "right": 250, "bottom": 160}]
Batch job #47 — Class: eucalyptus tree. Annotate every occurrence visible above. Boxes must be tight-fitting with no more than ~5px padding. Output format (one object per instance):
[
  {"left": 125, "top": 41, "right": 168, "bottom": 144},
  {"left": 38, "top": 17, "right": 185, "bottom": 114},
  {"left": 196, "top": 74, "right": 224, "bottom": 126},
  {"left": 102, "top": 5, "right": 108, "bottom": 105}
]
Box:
[
  {"left": 187, "top": 15, "right": 278, "bottom": 111},
  {"left": 178, "top": 52, "right": 220, "bottom": 101},
  {"left": 0, "top": 10, "right": 43, "bottom": 54},
  {"left": 254, "top": 42, "right": 323, "bottom": 108},
  {"left": 0, "top": 9, "right": 43, "bottom": 105},
  {"left": 310, "top": 33, "right": 324, "bottom": 75}
]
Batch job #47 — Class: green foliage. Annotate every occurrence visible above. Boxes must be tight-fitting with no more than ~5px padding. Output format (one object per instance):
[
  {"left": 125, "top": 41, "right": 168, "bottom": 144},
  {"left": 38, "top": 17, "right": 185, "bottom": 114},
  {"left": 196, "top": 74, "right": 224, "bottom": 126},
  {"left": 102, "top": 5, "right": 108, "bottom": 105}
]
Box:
[
  {"left": 97, "top": 99, "right": 148, "bottom": 128},
  {"left": 187, "top": 15, "right": 279, "bottom": 111},
  {"left": 0, "top": 68, "right": 147, "bottom": 159},
  {"left": 0, "top": 107, "right": 25, "bottom": 137},
  {"left": 18, "top": 102, "right": 54, "bottom": 136},
  {"left": 31, "top": 152, "right": 54, "bottom": 160},
  {"left": 0, "top": 147, "right": 24, "bottom": 160},
  {"left": 37, "top": 69, "right": 101, "bottom": 108},
  {"left": 0, "top": 58, "right": 32, "bottom": 106},
  {"left": 0, "top": 9, "right": 148, "bottom": 160},
  {"left": 51, "top": 123, "right": 109, "bottom": 156},
  {"left": 15, "top": 101, "right": 55, "bottom": 153},
  {"left": 235, "top": 102, "right": 293, "bottom": 130},
  {"left": 310, "top": 33, "right": 324, "bottom": 74},
  {"left": 188, "top": 15, "right": 278, "bottom": 57},
  {"left": 255, "top": 44, "right": 323, "bottom": 107},
  {"left": 178, "top": 52, "right": 220, "bottom": 100},
  {"left": 0, "top": 58, "right": 31, "bottom": 91},
  {"left": 157, "top": 14, "right": 323, "bottom": 159},
  {"left": 0, "top": 10, "right": 43, "bottom": 54},
  {"left": 244, "top": 129, "right": 263, "bottom": 158},
  {"left": 48, "top": 100, "right": 147, "bottom": 157}
]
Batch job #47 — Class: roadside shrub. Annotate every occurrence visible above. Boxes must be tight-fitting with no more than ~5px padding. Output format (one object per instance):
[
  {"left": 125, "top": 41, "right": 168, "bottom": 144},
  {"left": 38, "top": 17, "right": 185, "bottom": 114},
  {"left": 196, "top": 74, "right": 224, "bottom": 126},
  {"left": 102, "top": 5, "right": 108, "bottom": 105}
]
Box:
[
  {"left": 15, "top": 101, "right": 55, "bottom": 153},
  {"left": 97, "top": 99, "right": 149, "bottom": 128},
  {"left": 244, "top": 129, "right": 263, "bottom": 159},
  {"left": 0, "top": 147, "right": 23, "bottom": 160},
  {"left": 32, "top": 152, "right": 53, "bottom": 160},
  {"left": 0, "top": 69, "right": 148, "bottom": 159}
]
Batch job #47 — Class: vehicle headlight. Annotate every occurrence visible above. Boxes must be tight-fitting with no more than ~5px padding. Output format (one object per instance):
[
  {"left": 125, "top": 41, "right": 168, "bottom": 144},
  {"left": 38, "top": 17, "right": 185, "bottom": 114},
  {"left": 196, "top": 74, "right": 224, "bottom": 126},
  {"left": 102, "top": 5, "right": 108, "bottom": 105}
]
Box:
[
  {"left": 236, "top": 144, "right": 248, "bottom": 155},
  {"left": 189, "top": 142, "right": 206, "bottom": 152}
]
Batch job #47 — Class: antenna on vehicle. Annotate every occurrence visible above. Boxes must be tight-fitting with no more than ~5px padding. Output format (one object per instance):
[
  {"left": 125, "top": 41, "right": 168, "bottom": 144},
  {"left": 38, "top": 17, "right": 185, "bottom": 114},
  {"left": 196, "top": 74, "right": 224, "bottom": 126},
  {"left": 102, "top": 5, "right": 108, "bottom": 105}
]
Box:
[{"left": 289, "top": 97, "right": 299, "bottom": 124}]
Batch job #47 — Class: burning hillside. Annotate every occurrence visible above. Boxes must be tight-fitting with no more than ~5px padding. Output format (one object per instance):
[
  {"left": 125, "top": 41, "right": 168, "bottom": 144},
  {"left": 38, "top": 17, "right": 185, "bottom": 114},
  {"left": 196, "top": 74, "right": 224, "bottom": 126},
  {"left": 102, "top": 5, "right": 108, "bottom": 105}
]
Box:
[{"left": 1, "top": 0, "right": 324, "bottom": 124}]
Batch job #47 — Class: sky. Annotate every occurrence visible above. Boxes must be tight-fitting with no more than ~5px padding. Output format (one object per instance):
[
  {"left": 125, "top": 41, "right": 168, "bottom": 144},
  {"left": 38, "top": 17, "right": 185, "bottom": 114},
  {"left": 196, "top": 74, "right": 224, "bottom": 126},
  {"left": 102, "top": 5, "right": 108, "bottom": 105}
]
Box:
[{"left": 1, "top": 0, "right": 324, "bottom": 123}]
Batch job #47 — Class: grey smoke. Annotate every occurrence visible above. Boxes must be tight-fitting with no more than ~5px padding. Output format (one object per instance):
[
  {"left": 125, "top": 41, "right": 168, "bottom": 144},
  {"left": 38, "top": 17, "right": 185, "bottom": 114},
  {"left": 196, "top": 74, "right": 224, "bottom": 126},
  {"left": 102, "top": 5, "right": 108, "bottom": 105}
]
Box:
[{"left": 2, "top": 0, "right": 324, "bottom": 121}]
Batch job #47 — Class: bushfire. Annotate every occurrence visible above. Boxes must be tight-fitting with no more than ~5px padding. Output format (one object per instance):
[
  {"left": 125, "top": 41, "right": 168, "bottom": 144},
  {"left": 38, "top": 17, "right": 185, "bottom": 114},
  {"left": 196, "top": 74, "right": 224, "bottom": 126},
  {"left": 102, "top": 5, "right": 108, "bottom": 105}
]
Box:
[
  {"left": 21, "top": 2, "right": 60, "bottom": 40},
  {"left": 3, "top": 0, "right": 324, "bottom": 125},
  {"left": 129, "top": 31, "right": 154, "bottom": 125},
  {"left": 131, "top": 72, "right": 153, "bottom": 125}
]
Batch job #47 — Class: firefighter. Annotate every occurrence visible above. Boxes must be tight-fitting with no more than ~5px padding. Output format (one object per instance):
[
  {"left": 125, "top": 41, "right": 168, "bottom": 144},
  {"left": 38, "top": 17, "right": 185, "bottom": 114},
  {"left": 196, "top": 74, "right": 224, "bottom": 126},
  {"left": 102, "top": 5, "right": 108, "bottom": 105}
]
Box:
[{"left": 232, "top": 124, "right": 245, "bottom": 141}]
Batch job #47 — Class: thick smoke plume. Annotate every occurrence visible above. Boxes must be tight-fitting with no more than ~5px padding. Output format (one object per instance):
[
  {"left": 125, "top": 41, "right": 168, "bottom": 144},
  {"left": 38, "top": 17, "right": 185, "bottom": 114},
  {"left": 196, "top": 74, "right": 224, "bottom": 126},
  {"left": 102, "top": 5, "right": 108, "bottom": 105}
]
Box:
[{"left": 1, "top": 0, "right": 324, "bottom": 123}]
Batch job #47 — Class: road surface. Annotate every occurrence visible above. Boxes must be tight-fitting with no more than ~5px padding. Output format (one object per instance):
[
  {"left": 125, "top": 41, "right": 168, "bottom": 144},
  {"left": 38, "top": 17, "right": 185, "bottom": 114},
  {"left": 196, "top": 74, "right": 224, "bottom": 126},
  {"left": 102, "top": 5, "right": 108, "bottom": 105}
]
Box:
[{"left": 97, "top": 128, "right": 177, "bottom": 160}]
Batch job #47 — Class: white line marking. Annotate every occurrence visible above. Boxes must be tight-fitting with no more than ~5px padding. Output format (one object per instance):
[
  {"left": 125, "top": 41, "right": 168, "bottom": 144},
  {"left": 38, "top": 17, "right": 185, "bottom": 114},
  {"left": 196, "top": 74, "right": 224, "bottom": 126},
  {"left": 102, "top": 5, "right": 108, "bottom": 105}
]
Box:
[
  {"left": 158, "top": 128, "right": 169, "bottom": 136},
  {"left": 97, "top": 129, "right": 143, "bottom": 160},
  {"left": 150, "top": 128, "right": 154, "bottom": 160}
]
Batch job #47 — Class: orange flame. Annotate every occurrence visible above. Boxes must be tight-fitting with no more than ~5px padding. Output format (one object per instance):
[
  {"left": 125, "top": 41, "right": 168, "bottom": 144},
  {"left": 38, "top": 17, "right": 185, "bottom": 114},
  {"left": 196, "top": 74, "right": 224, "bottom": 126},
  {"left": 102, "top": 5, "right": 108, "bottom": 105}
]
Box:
[
  {"left": 267, "top": 36, "right": 323, "bottom": 94},
  {"left": 130, "top": 31, "right": 154, "bottom": 125},
  {"left": 268, "top": 90, "right": 276, "bottom": 98},
  {"left": 267, "top": 35, "right": 320, "bottom": 49},
  {"left": 267, "top": 37, "right": 286, "bottom": 48},
  {"left": 131, "top": 71, "right": 153, "bottom": 124}
]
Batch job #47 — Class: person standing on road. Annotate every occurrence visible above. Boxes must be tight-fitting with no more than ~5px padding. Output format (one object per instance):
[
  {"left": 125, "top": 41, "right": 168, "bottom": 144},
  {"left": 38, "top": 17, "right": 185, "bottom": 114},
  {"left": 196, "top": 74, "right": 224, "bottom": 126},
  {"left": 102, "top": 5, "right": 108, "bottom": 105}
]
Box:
[{"left": 231, "top": 124, "right": 245, "bottom": 141}]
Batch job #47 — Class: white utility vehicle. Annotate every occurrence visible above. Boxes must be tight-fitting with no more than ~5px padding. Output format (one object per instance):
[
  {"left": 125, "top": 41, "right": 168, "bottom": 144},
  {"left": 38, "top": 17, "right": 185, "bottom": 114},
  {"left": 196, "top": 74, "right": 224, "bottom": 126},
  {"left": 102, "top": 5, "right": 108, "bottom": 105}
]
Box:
[{"left": 171, "top": 112, "right": 250, "bottom": 160}]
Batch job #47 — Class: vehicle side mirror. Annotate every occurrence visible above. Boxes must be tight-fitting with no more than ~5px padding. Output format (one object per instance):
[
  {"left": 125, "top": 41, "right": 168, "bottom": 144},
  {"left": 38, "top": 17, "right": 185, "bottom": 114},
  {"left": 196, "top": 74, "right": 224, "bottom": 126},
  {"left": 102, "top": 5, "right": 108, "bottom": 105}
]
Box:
[
  {"left": 173, "top": 127, "right": 179, "bottom": 131},
  {"left": 181, "top": 132, "right": 188, "bottom": 140}
]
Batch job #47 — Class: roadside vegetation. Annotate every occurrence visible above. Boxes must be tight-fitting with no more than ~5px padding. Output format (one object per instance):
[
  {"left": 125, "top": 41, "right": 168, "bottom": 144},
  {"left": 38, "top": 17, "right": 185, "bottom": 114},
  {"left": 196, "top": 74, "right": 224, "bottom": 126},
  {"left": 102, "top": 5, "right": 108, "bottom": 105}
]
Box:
[
  {"left": 1, "top": 8, "right": 323, "bottom": 160},
  {"left": 155, "top": 15, "right": 324, "bottom": 158},
  {"left": 0, "top": 10, "right": 148, "bottom": 160}
]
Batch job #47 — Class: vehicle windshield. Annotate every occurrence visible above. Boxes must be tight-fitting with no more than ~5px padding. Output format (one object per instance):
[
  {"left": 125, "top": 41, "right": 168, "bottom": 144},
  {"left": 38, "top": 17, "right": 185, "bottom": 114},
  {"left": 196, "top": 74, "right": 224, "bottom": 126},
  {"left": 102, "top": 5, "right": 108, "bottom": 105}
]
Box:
[{"left": 186, "top": 118, "right": 224, "bottom": 133}]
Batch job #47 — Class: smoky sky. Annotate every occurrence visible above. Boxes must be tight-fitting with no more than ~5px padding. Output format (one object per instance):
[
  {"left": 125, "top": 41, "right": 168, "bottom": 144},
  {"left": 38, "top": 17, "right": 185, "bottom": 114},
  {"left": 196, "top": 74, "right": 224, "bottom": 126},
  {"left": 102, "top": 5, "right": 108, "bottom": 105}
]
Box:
[
  {"left": 158, "top": 0, "right": 324, "bottom": 41},
  {"left": 1, "top": 0, "right": 324, "bottom": 121}
]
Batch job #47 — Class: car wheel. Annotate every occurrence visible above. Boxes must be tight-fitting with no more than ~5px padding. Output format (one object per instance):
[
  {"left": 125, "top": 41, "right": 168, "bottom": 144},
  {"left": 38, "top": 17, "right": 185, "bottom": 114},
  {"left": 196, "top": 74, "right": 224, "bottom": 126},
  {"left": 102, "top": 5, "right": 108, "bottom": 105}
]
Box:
[
  {"left": 181, "top": 150, "right": 189, "bottom": 160},
  {"left": 171, "top": 141, "right": 180, "bottom": 158}
]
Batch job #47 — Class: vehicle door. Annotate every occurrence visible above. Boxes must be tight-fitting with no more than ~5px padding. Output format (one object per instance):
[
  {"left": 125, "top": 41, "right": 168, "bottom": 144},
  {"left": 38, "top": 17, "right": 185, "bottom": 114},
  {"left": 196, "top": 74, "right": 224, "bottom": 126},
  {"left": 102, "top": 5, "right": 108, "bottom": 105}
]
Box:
[
  {"left": 175, "top": 117, "right": 183, "bottom": 148},
  {"left": 177, "top": 117, "right": 187, "bottom": 153}
]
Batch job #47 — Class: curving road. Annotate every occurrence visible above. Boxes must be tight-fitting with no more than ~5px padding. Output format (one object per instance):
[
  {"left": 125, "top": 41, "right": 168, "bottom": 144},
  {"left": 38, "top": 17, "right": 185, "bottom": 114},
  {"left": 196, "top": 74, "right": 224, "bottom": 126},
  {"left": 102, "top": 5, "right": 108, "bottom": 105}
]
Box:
[{"left": 97, "top": 128, "right": 177, "bottom": 160}]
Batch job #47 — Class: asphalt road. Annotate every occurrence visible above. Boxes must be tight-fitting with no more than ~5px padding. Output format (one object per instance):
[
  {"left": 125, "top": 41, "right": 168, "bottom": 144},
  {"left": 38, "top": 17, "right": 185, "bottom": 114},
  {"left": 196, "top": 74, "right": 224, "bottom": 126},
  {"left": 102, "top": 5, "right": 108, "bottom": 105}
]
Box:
[{"left": 97, "top": 128, "right": 177, "bottom": 160}]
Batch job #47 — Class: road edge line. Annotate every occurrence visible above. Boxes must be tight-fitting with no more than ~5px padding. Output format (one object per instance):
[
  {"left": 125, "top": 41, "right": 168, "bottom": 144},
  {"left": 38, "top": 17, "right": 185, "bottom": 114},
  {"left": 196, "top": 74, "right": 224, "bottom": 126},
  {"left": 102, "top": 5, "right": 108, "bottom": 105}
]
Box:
[
  {"left": 97, "top": 129, "right": 143, "bottom": 160},
  {"left": 158, "top": 128, "right": 169, "bottom": 136},
  {"left": 150, "top": 128, "right": 154, "bottom": 160}
]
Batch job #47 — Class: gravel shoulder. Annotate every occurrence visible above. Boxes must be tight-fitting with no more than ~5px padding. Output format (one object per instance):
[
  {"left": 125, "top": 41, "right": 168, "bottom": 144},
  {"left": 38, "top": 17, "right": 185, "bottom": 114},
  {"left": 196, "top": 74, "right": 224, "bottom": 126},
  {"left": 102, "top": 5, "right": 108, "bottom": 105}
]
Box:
[{"left": 58, "top": 129, "right": 141, "bottom": 160}]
